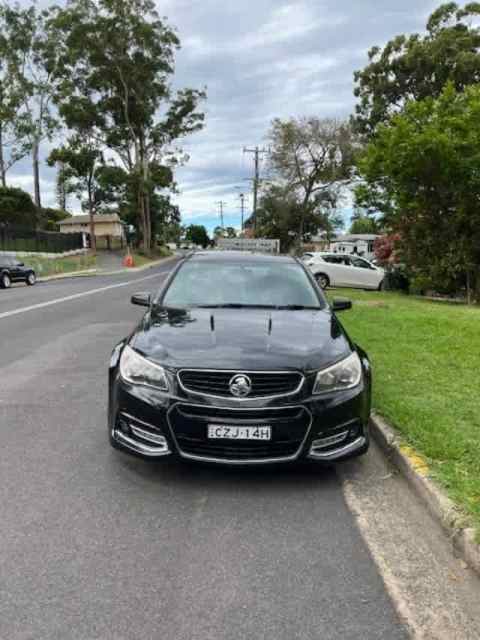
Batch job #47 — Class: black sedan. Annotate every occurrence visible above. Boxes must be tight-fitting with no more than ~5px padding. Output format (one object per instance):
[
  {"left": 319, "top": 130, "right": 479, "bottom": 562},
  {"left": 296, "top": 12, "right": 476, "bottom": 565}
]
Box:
[
  {"left": 0, "top": 256, "right": 36, "bottom": 288},
  {"left": 108, "top": 252, "right": 371, "bottom": 465}
]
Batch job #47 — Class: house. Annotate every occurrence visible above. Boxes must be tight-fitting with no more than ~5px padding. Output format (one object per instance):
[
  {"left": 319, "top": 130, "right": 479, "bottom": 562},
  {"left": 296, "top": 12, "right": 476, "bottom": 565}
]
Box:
[
  {"left": 329, "top": 234, "right": 380, "bottom": 261},
  {"left": 58, "top": 214, "right": 126, "bottom": 250}
]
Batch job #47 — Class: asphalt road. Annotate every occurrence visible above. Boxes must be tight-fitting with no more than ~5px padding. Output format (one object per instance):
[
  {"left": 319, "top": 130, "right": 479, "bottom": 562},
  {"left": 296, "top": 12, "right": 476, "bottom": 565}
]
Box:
[{"left": 1, "top": 260, "right": 476, "bottom": 639}]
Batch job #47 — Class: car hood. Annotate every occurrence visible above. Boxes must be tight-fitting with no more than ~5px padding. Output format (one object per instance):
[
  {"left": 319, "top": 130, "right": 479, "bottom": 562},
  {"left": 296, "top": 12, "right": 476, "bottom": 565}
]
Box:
[{"left": 130, "top": 307, "right": 352, "bottom": 372}]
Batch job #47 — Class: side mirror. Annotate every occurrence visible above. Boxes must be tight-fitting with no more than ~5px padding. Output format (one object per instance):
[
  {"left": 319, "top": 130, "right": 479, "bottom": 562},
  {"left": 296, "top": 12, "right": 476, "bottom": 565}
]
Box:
[
  {"left": 131, "top": 292, "right": 151, "bottom": 307},
  {"left": 332, "top": 298, "right": 352, "bottom": 312}
]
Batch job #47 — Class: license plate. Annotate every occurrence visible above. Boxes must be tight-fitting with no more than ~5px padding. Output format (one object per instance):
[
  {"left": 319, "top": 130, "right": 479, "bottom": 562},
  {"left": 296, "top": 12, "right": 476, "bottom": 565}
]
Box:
[{"left": 207, "top": 425, "right": 272, "bottom": 441}]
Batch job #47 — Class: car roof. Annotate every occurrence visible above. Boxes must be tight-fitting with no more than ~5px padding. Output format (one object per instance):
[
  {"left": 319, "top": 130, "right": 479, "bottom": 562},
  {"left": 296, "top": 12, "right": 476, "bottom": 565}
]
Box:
[{"left": 189, "top": 251, "right": 296, "bottom": 264}]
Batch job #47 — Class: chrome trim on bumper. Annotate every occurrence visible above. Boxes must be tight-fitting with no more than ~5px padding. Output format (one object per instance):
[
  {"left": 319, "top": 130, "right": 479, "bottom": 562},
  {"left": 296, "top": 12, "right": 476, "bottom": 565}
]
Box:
[
  {"left": 310, "top": 430, "right": 349, "bottom": 453},
  {"left": 307, "top": 436, "right": 366, "bottom": 461},
  {"left": 113, "top": 429, "right": 171, "bottom": 457},
  {"left": 166, "top": 402, "right": 313, "bottom": 465}
]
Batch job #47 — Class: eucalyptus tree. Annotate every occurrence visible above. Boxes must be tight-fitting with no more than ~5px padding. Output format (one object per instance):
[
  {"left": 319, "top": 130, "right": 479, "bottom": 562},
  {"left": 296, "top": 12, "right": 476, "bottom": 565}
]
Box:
[
  {"left": 0, "top": 4, "right": 60, "bottom": 207},
  {"left": 353, "top": 2, "right": 480, "bottom": 137},
  {"left": 267, "top": 117, "right": 355, "bottom": 252},
  {"left": 49, "top": 0, "right": 205, "bottom": 253},
  {"left": 48, "top": 137, "right": 104, "bottom": 253}
]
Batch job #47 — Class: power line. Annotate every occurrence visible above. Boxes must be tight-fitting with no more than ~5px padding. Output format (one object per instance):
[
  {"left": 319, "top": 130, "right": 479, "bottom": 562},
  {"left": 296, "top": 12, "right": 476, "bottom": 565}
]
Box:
[{"left": 243, "top": 146, "right": 267, "bottom": 231}]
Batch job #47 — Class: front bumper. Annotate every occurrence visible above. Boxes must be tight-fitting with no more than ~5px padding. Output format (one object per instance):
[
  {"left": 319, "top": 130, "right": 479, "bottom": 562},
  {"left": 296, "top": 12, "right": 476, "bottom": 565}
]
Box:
[{"left": 109, "top": 373, "right": 370, "bottom": 465}]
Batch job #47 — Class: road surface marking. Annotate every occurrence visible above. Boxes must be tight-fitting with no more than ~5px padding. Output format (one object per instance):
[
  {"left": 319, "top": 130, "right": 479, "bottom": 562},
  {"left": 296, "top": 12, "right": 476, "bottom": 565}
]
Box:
[{"left": 0, "top": 272, "right": 167, "bottom": 321}]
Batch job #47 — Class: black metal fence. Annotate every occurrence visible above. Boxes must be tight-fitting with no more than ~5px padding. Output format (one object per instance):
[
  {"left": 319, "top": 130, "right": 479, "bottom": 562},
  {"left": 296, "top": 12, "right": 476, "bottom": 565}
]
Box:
[{"left": 0, "top": 224, "right": 84, "bottom": 253}]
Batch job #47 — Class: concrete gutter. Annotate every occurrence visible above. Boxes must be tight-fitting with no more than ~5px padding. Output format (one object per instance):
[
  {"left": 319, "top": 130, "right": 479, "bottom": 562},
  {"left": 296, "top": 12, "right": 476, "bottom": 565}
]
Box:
[
  {"left": 38, "top": 269, "right": 98, "bottom": 282},
  {"left": 371, "top": 413, "right": 480, "bottom": 577},
  {"left": 37, "top": 255, "right": 178, "bottom": 283}
]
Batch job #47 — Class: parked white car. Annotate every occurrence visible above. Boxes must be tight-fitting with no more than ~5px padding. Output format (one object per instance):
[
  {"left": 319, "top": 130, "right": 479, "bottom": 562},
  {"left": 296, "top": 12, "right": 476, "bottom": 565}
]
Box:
[{"left": 306, "top": 253, "right": 385, "bottom": 290}]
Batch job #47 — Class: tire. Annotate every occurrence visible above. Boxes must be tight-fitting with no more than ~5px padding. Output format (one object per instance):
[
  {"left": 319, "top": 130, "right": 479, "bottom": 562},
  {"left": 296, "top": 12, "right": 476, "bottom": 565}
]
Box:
[
  {"left": 378, "top": 279, "right": 385, "bottom": 291},
  {"left": 315, "top": 273, "right": 330, "bottom": 289},
  {"left": 26, "top": 272, "right": 36, "bottom": 286},
  {"left": 0, "top": 272, "right": 11, "bottom": 289}
]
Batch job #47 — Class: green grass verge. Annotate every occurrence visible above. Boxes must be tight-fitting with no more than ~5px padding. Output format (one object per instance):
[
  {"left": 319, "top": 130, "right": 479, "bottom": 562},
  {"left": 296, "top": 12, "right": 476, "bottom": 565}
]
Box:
[
  {"left": 329, "top": 288, "right": 480, "bottom": 533},
  {"left": 19, "top": 253, "right": 96, "bottom": 278},
  {"left": 131, "top": 246, "right": 172, "bottom": 267}
]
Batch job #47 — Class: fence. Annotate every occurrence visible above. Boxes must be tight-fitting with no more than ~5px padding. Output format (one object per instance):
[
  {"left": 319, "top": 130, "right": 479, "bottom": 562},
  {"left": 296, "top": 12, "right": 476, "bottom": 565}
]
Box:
[
  {"left": 216, "top": 238, "right": 280, "bottom": 254},
  {"left": 0, "top": 224, "right": 84, "bottom": 253}
]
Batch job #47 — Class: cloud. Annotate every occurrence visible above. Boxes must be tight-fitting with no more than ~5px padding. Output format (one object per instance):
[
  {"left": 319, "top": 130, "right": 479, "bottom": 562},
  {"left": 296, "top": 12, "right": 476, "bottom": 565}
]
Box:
[{"left": 12, "top": 0, "right": 436, "bottom": 224}]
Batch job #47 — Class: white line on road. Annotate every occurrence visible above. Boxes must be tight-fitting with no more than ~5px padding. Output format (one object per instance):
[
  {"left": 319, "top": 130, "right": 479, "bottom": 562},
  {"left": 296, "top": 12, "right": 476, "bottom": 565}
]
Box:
[{"left": 0, "top": 272, "right": 167, "bottom": 321}]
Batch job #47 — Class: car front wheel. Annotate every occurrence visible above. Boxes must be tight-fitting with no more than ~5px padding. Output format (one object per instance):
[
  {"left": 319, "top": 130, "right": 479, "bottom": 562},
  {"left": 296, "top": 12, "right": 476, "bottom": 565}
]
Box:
[
  {"left": 0, "top": 273, "right": 11, "bottom": 289},
  {"left": 26, "top": 272, "right": 36, "bottom": 286},
  {"left": 315, "top": 273, "right": 330, "bottom": 289}
]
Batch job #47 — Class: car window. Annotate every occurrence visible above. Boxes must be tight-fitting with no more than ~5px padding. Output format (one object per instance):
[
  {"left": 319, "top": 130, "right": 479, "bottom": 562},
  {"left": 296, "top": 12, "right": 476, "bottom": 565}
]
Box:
[
  {"left": 351, "top": 258, "right": 371, "bottom": 269},
  {"left": 342, "top": 256, "right": 352, "bottom": 266},
  {"left": 323, "top": 255, "right": 344, "bottom": 264},
  {"left": 161, "top": 261, "right": 324, "bottom": 309}
]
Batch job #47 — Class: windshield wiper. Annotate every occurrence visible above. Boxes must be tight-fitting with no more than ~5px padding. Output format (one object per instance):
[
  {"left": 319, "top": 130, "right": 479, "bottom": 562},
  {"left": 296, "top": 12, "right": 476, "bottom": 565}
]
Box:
[
  {"left": 274, "top": 305, "right": 321, "bottom": 310},
  {"left": 195, "top": 303, "right": 275, "bottom": 309}
]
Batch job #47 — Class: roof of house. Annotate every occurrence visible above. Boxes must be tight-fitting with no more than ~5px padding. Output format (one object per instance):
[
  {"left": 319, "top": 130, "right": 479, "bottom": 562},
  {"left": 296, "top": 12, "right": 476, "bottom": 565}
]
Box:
[
  {"left": 58, "top": 214, "right": 122, "bottom": 226},
  {"left": 332, "top": 234, "right": 380, "bottom": 242}
]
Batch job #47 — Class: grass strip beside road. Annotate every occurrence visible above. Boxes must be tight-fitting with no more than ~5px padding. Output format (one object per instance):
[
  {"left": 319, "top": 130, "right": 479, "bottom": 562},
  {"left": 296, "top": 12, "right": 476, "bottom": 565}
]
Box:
[
  {"left": 19, "top": 253, "right": 96, "bottom": 278},
  {"left": 331, "top": 288, "right": 480, "bottom": 533},
  {"left": 131, "top": 246, "right": 172, "bottom": 267}
]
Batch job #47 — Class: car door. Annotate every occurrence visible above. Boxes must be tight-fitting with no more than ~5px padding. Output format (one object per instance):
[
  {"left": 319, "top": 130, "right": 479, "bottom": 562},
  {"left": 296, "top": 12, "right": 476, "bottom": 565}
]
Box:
[
  {"left": 321, "top": 255, "right": 351, "bottom": 287},
  {"left": 9, "top": 259, "right": 24, "bottom": 281},
  {"left": 348, "top": 257, "right": 382, "bottom": 288}
]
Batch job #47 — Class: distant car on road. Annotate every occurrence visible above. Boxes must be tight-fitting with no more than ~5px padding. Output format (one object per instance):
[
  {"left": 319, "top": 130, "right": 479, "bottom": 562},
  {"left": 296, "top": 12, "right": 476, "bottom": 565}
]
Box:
[
  {"left": 306, "top": 253, "right": 384, "bottom": 290},
  {"left": 108, "top": 251, "right": 371, "bottom": 466},
  {"left": 0, "top": 257, "right": 36, "bottom": 289}
]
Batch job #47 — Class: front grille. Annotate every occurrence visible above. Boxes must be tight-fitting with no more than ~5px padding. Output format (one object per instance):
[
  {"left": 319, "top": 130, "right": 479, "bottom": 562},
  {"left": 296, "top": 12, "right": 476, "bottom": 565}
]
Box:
[
  {"left": 178, "top": 369, "right": 303, "bottom": 398},
  {"left": 168, "top": 403, "right": 311, "bottom": 461}
]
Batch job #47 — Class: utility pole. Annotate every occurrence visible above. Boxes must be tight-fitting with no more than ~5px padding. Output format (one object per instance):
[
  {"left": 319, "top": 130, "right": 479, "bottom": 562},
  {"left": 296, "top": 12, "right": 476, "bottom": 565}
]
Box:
[
  {"left": 239, "top": 192, "right": 245, "bottom": 232},
  {"left": 243, "top": 146, "right": 267, "bottom": 231},
  {"left": 216, "top": 200, "right": 226, "bottom": 229}
]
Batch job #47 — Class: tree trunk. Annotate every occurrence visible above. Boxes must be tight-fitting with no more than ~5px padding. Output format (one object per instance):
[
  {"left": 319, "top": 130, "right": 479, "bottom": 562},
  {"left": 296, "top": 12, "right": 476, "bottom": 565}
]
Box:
[
  {"left": 0, "top": 123, "right": 6, "bottom": 188},
  {"left": 138, "top": 186, "right": 148, "bottom": 254},
  {"left": 33, "top": 139, "right": 41, "bottom": 208},
  {"left": 296, "top": 191, "right": 311, "bottom": 255},
  {"left": 473, "top": 269, "right": 480, "bottom": 305}
]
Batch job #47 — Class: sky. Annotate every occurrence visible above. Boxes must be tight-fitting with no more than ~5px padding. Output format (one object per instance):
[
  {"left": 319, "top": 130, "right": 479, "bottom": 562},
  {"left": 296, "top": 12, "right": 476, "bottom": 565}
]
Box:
[{"left": 11, "top": 0, "right": 439, "bottom": 234}]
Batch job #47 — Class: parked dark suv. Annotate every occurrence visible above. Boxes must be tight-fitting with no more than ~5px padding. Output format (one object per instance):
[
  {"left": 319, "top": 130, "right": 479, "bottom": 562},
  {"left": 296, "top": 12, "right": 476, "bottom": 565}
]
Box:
[
  {"left": 0, "top": 256, "right": 36, "bottom": 288},
  {"left": 109, "top": 252, "right": 371, "bottom": 466}
]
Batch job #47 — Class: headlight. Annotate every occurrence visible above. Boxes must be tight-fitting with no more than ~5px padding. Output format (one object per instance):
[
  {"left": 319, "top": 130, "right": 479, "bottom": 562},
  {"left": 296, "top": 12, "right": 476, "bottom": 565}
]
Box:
[
  {"left": 313, "top": 352, "right": 362, "bottom": 394},
  {"left": 119, "top": 345, "right": 169, "bottom": 391}
]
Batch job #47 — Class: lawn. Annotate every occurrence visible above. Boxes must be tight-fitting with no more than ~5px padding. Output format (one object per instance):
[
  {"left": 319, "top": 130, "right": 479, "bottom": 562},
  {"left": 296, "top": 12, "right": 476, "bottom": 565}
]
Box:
[
  {"left": 131, "top": 246, "right": 172, "bottom": 267},
  {"left": 19, "top": 253, "right": 96, "bottom": 278},
  {"left": 330, "top": 288, "right": 480, "bottom": 532}
]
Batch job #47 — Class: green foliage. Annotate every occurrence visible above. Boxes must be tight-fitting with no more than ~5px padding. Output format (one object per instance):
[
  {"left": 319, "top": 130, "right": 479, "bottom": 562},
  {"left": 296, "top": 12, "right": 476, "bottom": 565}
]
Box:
[
  {"left": 256, "top": 185, "right": 343, "bottom": 253},
  {"left": 48, "top": 0, "right": 205, "bottom": 253},
  {"left": 353, "top": 2, "right": 480, "bottom": 136},
  {"left": 184, "top": 224, "right": 209, "bottom": 248},
  {"left": 0, "top": 4, "right": 61, "bottom": 205},
  {"left": 349, "top": 212, "right": 379, "bottom": 234},
  {"left": 357, "top": 83, "right": 480, "bottom": 300},
  {"left": 37, "top": 207, "right": 71, "bottom": 232},
  {"left": 0, "top": 186, "right": 37, "bottom": 226},
  {"left": 267, "top": 117, "right": 354, "bottom": 251},
  {"left": 224, "top": 227, "right": 237, "bottom": 238}
]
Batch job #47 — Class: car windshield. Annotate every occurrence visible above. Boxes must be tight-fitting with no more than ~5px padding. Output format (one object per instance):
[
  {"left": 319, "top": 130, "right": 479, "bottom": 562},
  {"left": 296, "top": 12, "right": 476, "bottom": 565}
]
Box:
[{"left": 160, "top": 260, "right": 324, "bottom": 309}]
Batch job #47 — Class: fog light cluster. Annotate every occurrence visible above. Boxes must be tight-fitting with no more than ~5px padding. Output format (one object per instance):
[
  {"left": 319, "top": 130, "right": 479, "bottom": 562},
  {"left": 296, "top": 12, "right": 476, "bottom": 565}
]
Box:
[
  {"left": 117, "top": 414, "right": 168, "bottom": 447},
  {"left": 310, "top": 430, "right": 349, "bottom": 452}
]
